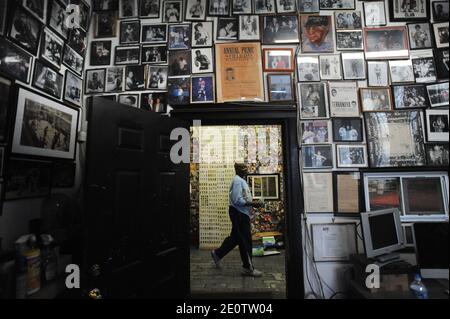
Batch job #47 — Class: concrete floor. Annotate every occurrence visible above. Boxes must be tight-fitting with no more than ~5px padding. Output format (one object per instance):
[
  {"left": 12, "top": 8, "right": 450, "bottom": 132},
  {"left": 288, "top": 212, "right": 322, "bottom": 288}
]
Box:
[{"left": 190, "top": 248, "right": 286, "bottom": 299}]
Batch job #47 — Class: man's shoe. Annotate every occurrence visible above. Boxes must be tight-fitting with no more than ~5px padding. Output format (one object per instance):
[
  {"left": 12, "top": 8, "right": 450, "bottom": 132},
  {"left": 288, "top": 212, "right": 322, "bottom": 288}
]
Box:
[
  {"left": 242, "top": 268, "right": 263, "bottom": 277},
  {"left": 211, "top": 250, "right": 222, "bottom": 269}
]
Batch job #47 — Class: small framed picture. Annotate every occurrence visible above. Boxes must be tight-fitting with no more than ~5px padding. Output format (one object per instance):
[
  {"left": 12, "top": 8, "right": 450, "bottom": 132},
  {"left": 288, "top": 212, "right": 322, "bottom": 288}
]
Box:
[
  {"left": 319, "top": 0, "right": 354, "bottom": 10},
  {"left": 48, "top": 0, "right": 68, "bottom": 40},
  {"left": 363, "top": 1, "right": 387, "bottom": 27},
  {"left": 63, "top": 45, "right": 84, "bottom": 76},
  {"left": 389, "top": 0, "right": 430, "bottom": 22},
  {"left": 120, "top": 20, "right": 140, "bottom": 45},
  {"left": 435, "top": 48, "right": 449, "bottom": 80},
  {"left": 367, "top": 61, "right": 389, "bottom": 87},
  {"left": 115, "top": 45, "right": 140, "bottom": 65},
  {"left": 425, "top": 109, "right": 449, "bottom": 142},
  {"left": 264, "top": 48, "right": 295, "bottom": 72},
  {"left": 336, "top": 145, "right": 368, "bottom": 168},
  {"left": 147, "top": 66, "right": 168, "bottom": 90},
  {"left": 52, "top": 162, "right": 76, "bottom": 188},
  {"left": 389, "top": 60, "right": 415, "bottom": 84},
  {"left": 407, "top": 23, "right": 433, "bottom": 50},
  {"left": 118, "top": 94, "right": 139, "bottom": 107},
  {"left": 359, "top": 87, "right": 393, "bottom": 112},
  {"left": 392, "top": 84, "right": 429, "bottom": 109},
  {"left": 74, "top": 0, "right": 91, "bottom": 32},
  {"left": 125, "top": 65, "right": 145, "bottom": 91},
  {"left": 432, "top": 1, "right": 449, "bottom": 22},
  {"left": 94, "top": 12, "right": 118, "bottom": 38},
  {"left": 239, "top": 15, "right": 260, "bottom": 41},
  {"left": 333, "top": 171, "right": 361, "bottom": 215},
  {"left": 8, "top": 5, "right": 42, "bottom": 55},
  {"left": 263, "top": 15, "right": 299, "bottom": 44},
  {"left": 85, "top": 69, "right": 106, "bottom": 94},
  {"left": 192, "top": 48, "right": 214, "bottom": 74},
  {"left": 216, "top": 17, "right": 239, "bottom": 41},
  {"left": 411, "top": 50, "right": 437, "bottom": 83},
  {"left": 208, "top": 0, "right": 230, "bottom": 16},
  {"left": 328, "top": 81, "right": 360, "bottom": 117},
  {"left": 139, "top": 0, "right": 160, "bottom": 18},
  {"left": 168, "top": 76, "right": 191, "bottom": 106},
  {"left": 93, "top": 0, "right": 119, "bottom": 11},
  {"left": 297, "top": 56, "right": 320, "bottom": 82},
  {"left": 90, "top": 41, "right": 112, "bottom": 66},
  {"left": 426, "top": 82, "right": 449, "bottom": 108},
  {"left": 168, "top": 24, "right": 191, "bottom": 50},
  {"left": 140, "top": 92, "right": 167, "bottom": 112},
  {"left": 232, "top": 0, "right": 252, "bottom": 14},
  {"left": 162, "top": 0, "right": 183, "bottom": 23},
  {"left": 23, "top": 0, "right": 48, "bottom": 24},
  {"left": 276, "top": 0, "right": 297, "bottom": 13},
  {"left": 0, "top": 38, "right": 33, "bottom": 83},
  {"left": 254, "top": 0, "right": 276, "bottom": 13},
  {"left": 119, "top": 0, "right": 139, "bottom": 19},
  {"left": 141, "top": 24, "right": 168, "bottom": 44},
  {"left": 298, "top": 82, "right": 329, "bottom": 119},
  {"left": 433, "top": 22, "right": 449, "bottom": 48},
  {"left": 168, "top": 50, "right": 191, "bottom": 76},
  {"left": 300, "top": 14, "right": 333, "bottom": 52},
  {"left": 141, "top": 44, "right": 168, "bottom": 64},
  {"left": 332, "top": 118, "right": 363, "bottom": 142},
  {"left": 319, "top": 54, "right": 342, "bottom": 80},
  {"left": 302, "top": 145, "right": 333, "bottom": 169},
  {"left": 64, "top": 70, "right": 83, "bottom": 107},
  {"left": 267, "top": 74, "right": 294, "bottom": 102},
  {"left": 336, "top": 30, "right": 364, "bottom": 51},
  {"left": 364, "top": 26, "right": 409, "bottom": 60},
  {"left": 32, "top": 60, "right": 63, "bottom": 99},
  {"left": 185, "top": 0, "right": 207, "bottom": 20},
  {"left": 191, "top": 74, "right": 215, "bottom": 103},
  {"left": 425, "top": 143, "right": 449, "bottom": 167},
  {"left": 105, "top": 66, "right": 125, "bottom": 92},
  {"left": 335, "top": 11, "right": 362, "bottom": 30},
  {"left": 192, "top": 21, "right": 214, "bottom": 47},
  {"left": 300, "top": 120, "right": 332, "bottom": 144},
  {"left": 40, "top": 28, "right": 64, "bottom": 70},
  {"left": 298, "top": 0, "right": 319, "bottom": 13},
  {"left": 67, "top": 28, "right": 88, "bottom": 57},
  {"left": 341, "top": 52, "right": 366, "bottom": 80}
]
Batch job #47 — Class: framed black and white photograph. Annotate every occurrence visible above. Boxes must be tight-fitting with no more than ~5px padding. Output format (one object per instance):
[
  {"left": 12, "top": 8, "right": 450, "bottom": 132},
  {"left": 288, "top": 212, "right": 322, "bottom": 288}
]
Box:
[
  {"left": 0, "top": 0, "right": 8, "bottom": 36},
  {"left": 67, "top": 28, "right": 88, "bottom": 57},
  {"left": 163, "top": 0, "right": 183, "bottom": 22},
  {"left": 191, "top": 74, "right": 215, "bottom": 103},
  {"left": 411, "top": 50, "right": 437, "bottom": 83},
  {"left": 426, "top": 109, "right": 449, "bottom": 142},
  {"left": 141, "top": 23, "right": 168, "bottom": 44},
  {"left": 367, "top": 61, "right": 389, "bottom": 87},
  {"left": 125, "top": 65, "right": 145, "bottom": 91},
  {"left": 426, "top": 82, "right": 449, "bottom": 108},
  {"left": 263, "top": 48, "right": 295, "bottom": 72},
  {"left": 435, "top": 48, "right": 449, "bottom": 80},
  {"left": 8, "top": 5, "right": 42, "bottom": 55},
  {"left": 276, "top": 0, "right": 297, "bottom": 13},
  {"left": 39, "top": 28, "right": 64, "bottom": 70},
  {"left": 119, "top": 0, "right": 139, "bottom": 18},
  {"left": 336, "top": 145, "right": 367, "bottom": 168},
  {"left": 407, "top": 23, "right": 433, "bottom": 50},
  {"left": 48, "top": 0, "right": 68, "bottom": 40},
  {"left": 363, "top": 1, "right": 387, "bottom": 27},
  {"left": 232, "top": 0, "right": 252, "bottom": 14},
  {"left": 300, "top": 14, "right": 333, "bottom": 52},
  {"left": 94, "top": 11, "right": 118, "bottom": 38},
  {"left": 365, "top": 111, "right": 426, "bottom": 167},
  {"left": 393, "top": 84, "right": 429, "bottom": 109},
  {"left": 105, "top": 66, "right": 124, "bottom": 92},
  {"left": 267, "top": 73, "right": 294, "bottom": 102},
  {"left": 335, "top": 11, "right": 362, "bottom": 30},
  {"left": 297, "top": 0, "right": 319, "bottom": 13},
  {"left": 32, "top": 61, "right": 63, "bottom": 99},
  {"left": 63, "top": 45, "right": 84, "bottom": 76},
  {"left": 0, "top": 76, "right": 12, "bottom": 142},
  {"left": 120, "top": 20, "right": 140, "bottom": 45},
  {"left": 192, "top": 21, "right": 213, "bottom": 47},
  {"left": 141, "top": 92, "right": 167, "bottom": 112},
  {"left": 297, "top": 56, "right": 320, "bottom": 82},
  {"left": 300, "top": 120, "right": 332, "bottom": 144},
  {"left": 432, "top": 1, "right": 449, "bottom": 22},
  {"left": 208, "top": 0, "right": 230, "bottom": 16},
  {"left": 319, "top": 54, "right": 342, "bottom": 80},
  {"left": 85, "top": 68, "right": 105, "bottom": 94},
  {"left": 147, "top": 66, "right": 168, "bottom": 90},
  {"left": 216, "top": 17, "right": 239, "bottom": 41},
  {"left": 192, "top": 48, "right": 214, "bottom": 74},
  {"left": 23, "top": 0, "right": 48, "bottom": 23},
  {"left": 94, "top": 0, "right": 119, "bottom": 11},
  {"left": 239, "top": 15, "right": 260, "bottom": 41},
  {"left": 115, "top": 45, "right": 140, "bottom": 65},
  {"left": 426, "top": 143, "right": 449, "bottom": 167},
  {"left": 389, "top": 59, "right": 415, "bottom": 84},
  {"left": 185, "top": 0, "right": 207, "bottom": 20},
  {"left": 336, "top": 30, "right": 363, "bottom": 51},
  {"left": 168, "top": 76, "right": 191, "bottom": 105},
  {"left": 298, "top": 82, "right": 329, "bottom": 119},
  {"left": 364, "top": 26, "right": 410, "bottom": 60},
  {"left": 360, "top": 87, "right": 393, "bottom": 112},
  {"left": 52, "top": 162, "right": 76, "bottom": 188},
  {"left": 254, "top": 0, "right": 276, "bottom": 13},
  {"left": 332, "top": 118, "right": 363, "bottom": 142},
  {"left": 139, "top": 0, "right": 160, "bottom": 18},
  {"left": 302, "top": 145, "right": 333, "bottom": 169},
  {"left": 168, "top": 24, "right": 191, "bottom": 50},
  {"left": 90, "top": 40, "right": 112, "bottom": 66},
  {"left": 319, "top": 0, "right": 354, "bottom": 10},
  {"left": 168, "top": 50, "right": 191, "bottom": 76},
  {"left": 341, "top": 52, "right": 366, "bottom": 80},
  {"left": 64, "top": 70, "right": 82, "bottom": 107},
  {"left": 263, "top": 15, "right": 299, "bottom": 44},
  {"left": 72, "top": 0, "right": 91, "bottom": 32},
  {"left": 118, "top": 93, "right": 139, "bottom": 107},
  {"left": 433, "top": 22, "right": 449, "bottom": 48},
  {"left": 0, "top": 38, "right": 32, "bottom": 83},
  {"left": 141, "top": 44, "right": 168, "bottom": 64},
  {"left": 328, "top": 81, "right": 359, "bottom": 117},
  {"left": 389, "top": 0, "right": 430, "bottom": 22},
  {"left": 12, "top": 87, "right": 79, "bottom": 160}
]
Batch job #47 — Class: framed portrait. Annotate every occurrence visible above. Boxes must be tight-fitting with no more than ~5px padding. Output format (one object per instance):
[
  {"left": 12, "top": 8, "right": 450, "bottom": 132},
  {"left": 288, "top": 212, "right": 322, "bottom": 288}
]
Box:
[
  {"left": 302, "top": 145, "right": 333, "bottom": 169},
  {"left": 139, "top": 0, "right": 160, "bottom": 18},
  {"left": 247, "top": 174, "right": 280, "bottom": 200},
  {"left": 141, "top": 23, "right": 168, "bottom": 44},
  {"left": 185, "top": 0, "right": 207, "bottom": 20},
  {"left": 411, "top": 49, "right": 437, "bottom": 83},
  {"left": 67, "top": 28, "right": 88, "bottom": 57},
  {"left": 298, "top": 82, "right": 329, "bottom": 119},
  {"left": 239, "top": 15, "right": 260, "bottom": 41},
  {"left": 125, "top": 65, "right": 145, "bottom": 91},
  {"left": 319, "top": 0, "right": 354, "bottom": 10},
  {"left": 94, "top": 11, "right": 118, "bottom": 38},
  {"left": 90, "top": 40, "right": 112, "bottom": 66},
  {"left": 336, "top": 30, "right": 364, "bottom": 51},
  {"left": 163, "top": 0, "right": 183, "bottom": 22},
  {"left": 192, "top": 48, "right": 214, "bottom": 74},
  {"left": 303, "top": 172, "right": 334, "bottom": 213},
  {"left": 407, "top": 23, "right": 433, "bottom": 50},
  {"left": 12, "top": 87, "right": 79, "bottom": 160},
  {"left": 297, "top": 56, "right": 320, "bottom": 82},
  {"left": 433, "top": 22, "right": 449, "bottom": 48},
  {"left": 118, "top": 93, "right": 139, "bottom": 107},
  {"left": 216, "top": 17, "right": 239, "bottom": 41},
  {"left": 191, "top": 74, "right": 215, "bottom": 104},
  {"left": 168, "top": 76, "right": 191, "bottom": 106},
  {"left": 85, "top": 68, "right": 106, "bottom": 94},
  {"left": 425, "top": 143, "right": 449, "bottom": 167},
  {"left": 300, "top": 14, "right": 333, "bottom": 52},
  {"left": 263, "top": 15, "right": 300, "bottom": 44},
  {"left": 297, "top": 0, "right": 319, "bottom": 13},
  {"left": 168, "top": 24, "right": 191, "bottom": 50},
  {"left": 63, "top": 45, "right": 84, "bottom": 76},
  {"left": 392, "top": 84, "right": 429, "bottom": 109},
  {"left": 8, "top": 4, "right": 42, "bottom": 55},
  {"left": 335, "top": 11, "right": 362, "bottom": 30},
  {"left": 432, "top": 1, "right": 449, "bottom": 22},
  {"left": 332, "top": 117, "right": 363, "bottom": 142},
  {"left": 168, "top": 50, "right": 191, "bottom": 76},
  {"left": 328, "top": 81, "right": 359, "bottom": 117},
  {"left": 192, "top": 21, "right": 214, "bottom": 47},
  {"left": 48, "top": 0, "right": 68, "bottom": 40},
  {"left": 425, "top": 109, "right": 449, "bottom": 142},
  {"left": 232, "top": 0, "right": 252, "bottom": 14},
  {"left": 120, "top": 20, "right": 140, "bottom": 45},
  {"left": 140, "top": 92, "right": 167, "bottom": 112},
  {"left": 39, "top": 28, "right": 64, "bottom": 70},
  {"left": 389, "top": 0, "right": 430, "bottom": 22},
  {"left": 341, "top": 52, "right": 366, "bottom": 80},
  {"left": 52, "top": 162, "right": 76, "bottom": 188},
  {"left": 208, "top": 0, "right": 230, "bottom": 16},
  {"left": 363, "top": 1, "right": 386, "bottom": 27},
  {"left": 367, "top": 61, "right": 389, "bottom": 87},
  {"left": 426, "top": 82, "right": 449, "bottom": 108},
  {"left": 300, "top": 120, "right": 332, "bottom": 144},
  {"left": 147, "top": 66, "right": 168, "bottom": 90},
  {"left": 32, "top": 60, "right": 63, "bottom": 99},
  {"left": 434, "top": 48, "right": 449, "bottom": 80},
  {"left": 0, "top": 38, "right": 32, "bottom": 83},
  {"left": 93, "top": 0, "right": 119, "bottom": 11},
  {"left": 389, "top": 59, "right": 415, "bottom": 84},
  {"left": 141, "top": 44, "right": 168, "bottom": 64},
  {"left": 115, "top": 45, "right": 140, "bottom": 65},
  {"left": 276, "top": 0, "right": 297, "bottom": 13},
  {"left": 64, "top": 70, "right": 83, "bottom": 108},
  {"left": 0, "top": 76, "right": 12, "bottom": 142},
  {"left": 267, "top": 73, "right": 294, "bottom": 102},
  {"left": 264, "top": 48, "right": 295, "bottom": 72},
  {"left": 333, "top": 172, "right": 361, "bottom": 215},
  {"left": 336, "top": 145, "right": 367, "bottom": 168},
  {"left": 119, "top": 0, "right": 139, "bottom": 19},
  {"left": 359, "top": 87, "right": 393, "bottom": 112},
  {"left": 105, "top": 66, "right": 124, "bottom": 92},
  {"left": 23, "top": 0, "right": 48, "bottom": 24},
  {"left": 71, "top": 0, "right": 91, "bottom": 32},
  {"left": 319, "top": 54, "right": 342, "bottom": 80},
  {"left": 364, "top": 111, "right": 426, "bottom": 167},
  {"left": 363, "top": 26, "right": 409, "bottom": 60}
]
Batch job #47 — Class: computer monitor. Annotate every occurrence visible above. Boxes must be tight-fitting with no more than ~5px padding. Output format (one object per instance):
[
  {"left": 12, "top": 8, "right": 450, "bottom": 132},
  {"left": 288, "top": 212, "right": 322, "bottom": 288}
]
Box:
[
  {"left": 414, "top": 222, "right": 449, "bottom": 280},
  {"left": 361, "top": 208, "right": 405, "bottom": 263}
]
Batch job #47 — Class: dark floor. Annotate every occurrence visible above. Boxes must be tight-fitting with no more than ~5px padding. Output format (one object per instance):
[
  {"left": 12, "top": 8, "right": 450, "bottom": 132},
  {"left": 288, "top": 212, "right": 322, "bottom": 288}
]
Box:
[{"left": 190, "top": 248, "right": 286, "bottom": 299}]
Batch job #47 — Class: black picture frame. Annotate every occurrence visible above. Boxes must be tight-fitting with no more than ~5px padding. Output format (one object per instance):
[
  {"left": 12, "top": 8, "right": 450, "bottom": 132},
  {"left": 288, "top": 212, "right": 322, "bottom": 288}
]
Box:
[
  {"left": 333, "top": 171, "right": 362, "bottom": 217},
  {"left": 185, "top": 0, "right": 207, "bottom": 21},
  {"left": 162, "top": 0, "right": 183, "bottom": 23},
  {"left": 125, "top": 65, "right": 145, "bottom": 91},
  {"left": 332, "top": 117, "right": 364, "bottom": 142},
  {"left": 319, "top": 0, "right": 355, "bottom": 10},
  {"left": 7, "top": 4, "right": 43, "bottom": 55},
  {"left": 435, "top": 48, "right": 449, "bottom": 80},
  {"left": 208, "top": 0, "right": 230, "bottom": 16},
  {"left": 407, "top": 22, "right": 433, "bottom": 50},
  {"left": 39, "top": 27, "right": 65, "bottom": 70},
  {"left": 141, "top": 44, "right": 168, "bottom": 64},
  {"left": 94, "top": 11, "right": 118, "bottom": 38},
  {"left": 168, "top": 24, "right": 192, "bottom": 50},
  {"left": 432, "top": 1, "right": 449, "bottom": 22},
  {"left": 262, "top": 14, "right": 300, "bottom": 44},
  {"left": 90, "top": 40, "right": 112, "bottom": 66},
  {"left": 67, "top": 28, "right": 88, "bottom": 57},
  {"left": 425, "top": 143, "right": 449, "bottom": 167},
  {"left": 141, "top": 23, "right": 168, "bottom": 44},
  {"left": 52, "top": 161, "right": 76, "bottom": 188},
  {"left": 267, "top": 73, "right": 295, "bottom": 102},
  {"left": 392, "top": 84, "right": 429, "bottom": 109},
  {"left": 71, "top": 0, "right": 92, "bottom": 32},
  {"left": 47, "top": 0, "right": 69, "bottom": 40},
  {"left": 119, "top": 20, "right": 140, "bottom": 45},
  {"left": 63, "top": 69, "right": 83, "bottom": 108},
  {"left": 32, "top": 60, "right": 64, "bottom": 99},
  {"left": 85, "top": 68, "right": 106, "bottom": 94},
  {"left": 302, "top": 144, "right": 334, "bottom": 169},
  {"left": 139, "top": 0, "right": 160, "bottom": 18},
  {"left": 93, "top": 0, "right": 119, "bottom": 11},
  {"left": 0, "top": 37, "right": 33, "bottom": 84},
  {"left": 114, "top": 45, "right": 141, "bottom": 65},
  {"left": 389, "top": 0, "right": 430, "bottom": 22},
  {"left": 23, "top": 0, "right": 49, "bottom": 24},
  {"left": 216, "top": 17, "right": 239, "bottom": 41},
  {"left": 63, "top": 44, "right": 85, "bottom": 76}
]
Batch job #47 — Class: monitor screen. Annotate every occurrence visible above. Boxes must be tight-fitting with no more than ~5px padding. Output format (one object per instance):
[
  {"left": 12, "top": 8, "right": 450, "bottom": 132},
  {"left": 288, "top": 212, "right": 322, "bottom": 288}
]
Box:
[{"left": 369, "top": 213, "right": 399, "bottom": 250}]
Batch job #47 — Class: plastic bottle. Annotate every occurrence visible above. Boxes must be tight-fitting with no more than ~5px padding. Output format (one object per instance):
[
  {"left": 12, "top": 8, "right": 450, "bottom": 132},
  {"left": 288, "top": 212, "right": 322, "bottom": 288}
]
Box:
[
  {"left": 40, "top": 234, "right": 57, "bottom": 283},
  {"left": 24, "top": 235, "right": 41, "bottom": 296},
  {"left": 409, "top": 273, "right": 428, "bottom": 299}
]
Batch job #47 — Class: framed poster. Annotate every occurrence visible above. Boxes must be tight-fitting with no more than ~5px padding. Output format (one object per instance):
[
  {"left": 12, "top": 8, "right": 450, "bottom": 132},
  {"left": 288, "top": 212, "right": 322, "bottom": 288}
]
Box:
[
  {"left": 215, "top": 42, "right": 264, "bottom": 103},
  {"left": 334, "top": 172, "right": 361, "bottom": 215},
  {"left": 363, "top": 26, "right": 409, "bottom": 60},
  {"left": 12, "top": 87, "right": 79, "bottom": 160},
  {"left": 303, "top": 172, "right": 334, "bottom": 213},
  {"left": 389, "top": 0, "right": 430, "bottom": 22},
  {"left": 328, "top": 81, "right": 359, "bottom": 117},
  {"left": 425, "top": 109, "right": 449, "bottom": 142},
  {"left": 311, "top": 223, "right": 358, "bottom": 262},
  {"left": 364, "top": 111, "right": 426, "bottom": 167}
]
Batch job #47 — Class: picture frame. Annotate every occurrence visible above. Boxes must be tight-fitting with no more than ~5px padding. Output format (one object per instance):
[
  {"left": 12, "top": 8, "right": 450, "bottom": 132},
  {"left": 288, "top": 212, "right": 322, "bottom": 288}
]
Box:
[
  {"left": 0, "top": 76, "right": 12, "bottom": 143},
  {"left": 63, "top": 45, "right": 84, "bottom": 76},
  {"left": 267, "top": 73, "right": 294, "bottom": 102},
  {"left": 0, "top": 0, "right": 8, "bottom": 36},
  {"left": 32, "top": 60, "right": 63, "bottom": 99},
  {"left": 432, "top": 1, "right": 449, "bottom": 22},
  {"left": 364, "top": 111, "right": 426, "bottom": 167},
  {"left": 264, "top": 48, "right": 295, "bottom": 72},
  {"left": 407, "top": 23, "right": 433, "bottom": 50},
  {"left": 341, "top": 52, "right": 366, "bottom": 80},
  {"left": 389, "top": 59, "right": 415, "bottom": 84},
  {"left": 425, "top": 109, "right": 449, "bottom": 142},
  {"left": 118, "top": 93, "right": 139, "bottom": 107},
  {"left": 300, "top": 14, "right": 333, "bottom": 52},
  {"left": 232, "top": 0, "right": 252, "bottom": 14},
  {"left": 363, "top": 174, "right": 403, "bottom": 212},
  {"left": 167, "top": 76, "right": 191, "bottom": 106},
  {"left": 139, "top": 0, "right": 160, "bottom": 18},
  {"left": 363, "top": 26, "right": 410, "bottom": 60},
  {"left": 239, "top": 15, "right": 260, "bottom": 41},
  {"left": 336, "top": 30, "right": 364, "bottom": 51},
  {"left": 94, "top": 11, "right": 118, "bottom": 38},
  {"left": 335, "top": 11, "right": 362, "bottom": 30},
  {"left": 433, "top": 22, "right": 449, "bottom": 48},
  {"left": 300, "top": 120, "right": 332, "bottom": 144},
  {"left": 246, "top": 174, "right": 280, "bottom": 200},
  {"left": 302, "top": 144, "right": 334, "bottom": 169},
  {"left": 392, "top": 84, "right": 429, "bottom": 109},
  {"left": 263, "top": 15, "right": 300, "bottom": 44},
  {"left": 115, "top": 45, "right": 140, "bottom": 65},
  {"left": 297, "top": 0, "right": 319, "bottom": 13},
  {"left": 93, "top": 0, "right": 119, "bottom": 11},
  {"left": 72, "top": 0, "right": 91, "bottom": 32},
  {"left": 298, "top": 82, "right": 329, "bottom": 119},
  {"left": 332, "top": 117, "right": 363, "bottom": 142},
  {"left": 208, "top": 0, "right": 230, "bottom": 16},
  {"left": 434, "top": 48, "right": 449, "bottom": 80},
  {"left": 359, "top": 87, "right": 393, "bottom": 112},
  {"left": 276, "top": 0, "right": 297, "bottom": 13},
  {"left": 105, "top": 66, "right": 125, "bottom": 92},
  {"left": 168, "top": 50, "right": 191, "bottom": 76},
  {"left": 0, "top": 38, "right": 32, "bottom": 83},
  {"left": 141, "top": 44, "right": 168, "bottom": 64},
  {"left": 254, "top": 0, "right": 276, "bottom": 14},
  {"left": 23, "top": 0, "right": 48, "bottom": 24},
  {"left": 297, "top": 56, "right": 320, "bottom": 82},
  {"left": 389, "top": 0, "right": 430, "bottom": 22},
  {"left": 319, "top": 54, "right": 342, "bottom": 80},
  {"left": 425, "top": 143, "right": 449, "bottom": 167},
  {"left": 147, "top": 66, "right": 168, "bottom": 90},
  {"left": 140, "top": 92, "right": 167, "bottom": 112},
  {"left": 426, "top": 82, "right": 449, "bottom": 108},
  {"left": 119, "top": 20, "right": 140, "bottom": 45},
  {"left": 125, "top": 65, "right": 145, "bottom": 91},
  {"left": 168, "top": 24, "right": 191, "bottom": 50},
  {"left": 67, "top": 28, "right": 88, "bottom": 57},
  {"left": 319, "top": 0, "right": 354, "bottom": 10},
  {"left": 411, "top": 49, "right": 437, "bottom": 83},
  {"left": 8, "top": 4, "right": 43, "bottom": 55},
  {"left": 185, "top": 0, "right": 207, "bottom": 20},
  {"left": 47, "top": 0, "right": 68, "bottom": 40},
  {"left": 162, "top": 0, "right": 183, "bottom": 22},
  {"left": 363, "top": 1, "right": 387, "bottom": 27},
  {"left": 192, "top": 48, "right": 214, "bottom": 74},
  {"left": 303, "top": 172, "right": 334, "bottom": 213},
  {"left": 52, "top": 162, "right": 76, "bottom": 188},
  {"left": 119, "top": 0, "right": 139, "bottom": 19},
  {"left": 85, "top": 68, "right": 106, "bottom": 94},
  {"left": 191, "top": 74, "right": 215, "bottom": 104},
  {"left": 216, "top": 17, "right": 239, "bottom": 41},
  {"left": 64, "top": 70, "right": 83, "bottom": 108},
  {"left": 333, "top": 172, "right": 361, "bottom": 215},
  {"left": 367, "top": 61, "right": 389, "bottom": 87},
  {"left": 336, "top": 144, "right": 368, "bottom": 168},
  {"left": 192, "top": 21, "right": 214, "bottom": 47},
  {"left": 12, "top": 87, "right": 80, "bottom": 160},
  {"left": 328, "top": 81, "right": 359, "bottom": 117},
  {"left": 90, "top": 40, "right": 112, "bottom": 66},
  {"left": 141, "top": 23, "right": 168, "bottom": 44}
]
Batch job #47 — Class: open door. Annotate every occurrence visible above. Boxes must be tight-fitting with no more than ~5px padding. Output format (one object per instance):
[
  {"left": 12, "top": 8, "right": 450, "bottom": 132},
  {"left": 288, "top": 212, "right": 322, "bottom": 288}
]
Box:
[{"left": 83, "top": 97, "right": 190, "bottom": 298}]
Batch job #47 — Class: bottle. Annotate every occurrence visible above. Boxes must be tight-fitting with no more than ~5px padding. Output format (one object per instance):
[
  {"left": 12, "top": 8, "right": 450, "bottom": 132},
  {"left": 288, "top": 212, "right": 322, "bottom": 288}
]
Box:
[
  {"left": 24, "top": 235, "right": 41, "bottom": 296},
  {"left": 409, "top": 273, "right": 428, "bottom": 299},
  {"left": 40, "top": 234, "right": 57, "bottom": 283}
]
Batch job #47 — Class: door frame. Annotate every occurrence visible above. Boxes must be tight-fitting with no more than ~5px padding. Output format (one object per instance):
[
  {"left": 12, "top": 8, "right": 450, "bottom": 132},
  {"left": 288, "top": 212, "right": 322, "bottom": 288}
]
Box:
[{"left": 172, "top": 105, "right": 304, "bottom": 299}]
